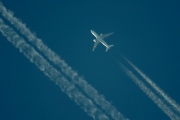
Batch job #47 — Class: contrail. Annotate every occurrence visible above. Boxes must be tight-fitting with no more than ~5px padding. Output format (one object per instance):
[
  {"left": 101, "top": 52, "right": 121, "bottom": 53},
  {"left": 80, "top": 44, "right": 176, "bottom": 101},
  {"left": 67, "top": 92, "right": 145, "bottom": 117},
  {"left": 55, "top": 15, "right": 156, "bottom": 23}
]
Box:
[
  {"left": 0, "top": 2, "right": 127, "bottom": 120},
  {"left": 119, "top": 62, "right": 180, "bottom": 120},
  {"left": 124, "top": 57, "right": 180, "bottom": 114},
  {"left": 0, "top": 18, "right": 110, "bottom": 120}
]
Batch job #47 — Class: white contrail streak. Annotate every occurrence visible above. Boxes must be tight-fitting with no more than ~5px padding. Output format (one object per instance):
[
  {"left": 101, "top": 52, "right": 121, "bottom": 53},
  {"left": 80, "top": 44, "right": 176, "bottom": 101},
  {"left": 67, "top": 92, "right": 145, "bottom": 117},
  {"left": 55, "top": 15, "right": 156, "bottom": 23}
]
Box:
[
  {"left": 124, "top": 57, "right": 180, "bottom": 114},
  {"left": 0, "top": 18, "right": 109, "bottom": 120},
  {"left": 119, "top": 62, "right": 180, "bottom": 120},
  {"left": 0, "top": 2, "right": 127, "bottom": 120}
]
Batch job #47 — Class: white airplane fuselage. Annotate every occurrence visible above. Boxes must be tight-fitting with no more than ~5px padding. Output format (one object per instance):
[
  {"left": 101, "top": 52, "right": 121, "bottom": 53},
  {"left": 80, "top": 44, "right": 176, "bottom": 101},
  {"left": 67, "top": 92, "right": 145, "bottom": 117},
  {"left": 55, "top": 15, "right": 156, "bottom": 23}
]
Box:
[{"left": 91, "top": 30, "right": 109, "bottom": 48}]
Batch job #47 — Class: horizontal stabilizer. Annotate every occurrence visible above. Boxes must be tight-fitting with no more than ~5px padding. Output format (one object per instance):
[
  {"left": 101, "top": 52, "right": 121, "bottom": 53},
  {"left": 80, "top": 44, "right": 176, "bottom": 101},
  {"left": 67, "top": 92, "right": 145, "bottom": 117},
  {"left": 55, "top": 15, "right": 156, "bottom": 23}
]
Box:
[{"left": 106, "top": 45, "right": 114, "bottom": 52}]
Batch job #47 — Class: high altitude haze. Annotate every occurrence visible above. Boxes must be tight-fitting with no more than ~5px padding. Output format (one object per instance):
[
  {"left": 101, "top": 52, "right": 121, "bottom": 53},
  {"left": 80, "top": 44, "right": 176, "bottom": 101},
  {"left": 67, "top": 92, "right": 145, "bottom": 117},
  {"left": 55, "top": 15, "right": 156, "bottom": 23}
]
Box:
[{"left": 0, "top": 0, "right": 180, "bottom": 120}]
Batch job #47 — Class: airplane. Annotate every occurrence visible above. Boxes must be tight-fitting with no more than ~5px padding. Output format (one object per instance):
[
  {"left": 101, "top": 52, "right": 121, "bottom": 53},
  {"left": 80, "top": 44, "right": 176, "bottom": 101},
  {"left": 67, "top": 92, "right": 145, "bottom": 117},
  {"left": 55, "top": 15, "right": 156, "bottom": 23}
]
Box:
[{"left": 90, "top": 30, "right": 114, "bottom": 52}]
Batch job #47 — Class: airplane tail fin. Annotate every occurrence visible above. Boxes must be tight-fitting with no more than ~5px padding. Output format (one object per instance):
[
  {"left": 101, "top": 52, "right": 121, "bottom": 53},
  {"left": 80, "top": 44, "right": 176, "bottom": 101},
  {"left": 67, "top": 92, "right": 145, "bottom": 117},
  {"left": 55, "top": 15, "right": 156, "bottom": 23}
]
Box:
[{"left": 106, "top": 45, "right": 114, "bottom": 52}]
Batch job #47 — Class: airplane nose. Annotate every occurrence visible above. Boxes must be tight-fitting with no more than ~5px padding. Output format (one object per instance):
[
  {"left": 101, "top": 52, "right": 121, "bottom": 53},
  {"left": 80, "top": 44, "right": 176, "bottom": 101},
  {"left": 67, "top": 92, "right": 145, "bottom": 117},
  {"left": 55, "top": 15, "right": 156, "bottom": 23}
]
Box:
[{"left": 90, "top": 30, "right": 94, "bottom": 33}]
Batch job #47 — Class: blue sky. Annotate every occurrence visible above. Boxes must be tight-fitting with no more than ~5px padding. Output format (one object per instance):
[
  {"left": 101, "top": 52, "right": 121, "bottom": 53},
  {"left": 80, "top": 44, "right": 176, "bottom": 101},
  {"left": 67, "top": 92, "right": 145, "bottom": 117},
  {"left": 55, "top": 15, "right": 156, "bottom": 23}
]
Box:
[{"left": 0, "top": 0, "right": 180, "bottom": 120}]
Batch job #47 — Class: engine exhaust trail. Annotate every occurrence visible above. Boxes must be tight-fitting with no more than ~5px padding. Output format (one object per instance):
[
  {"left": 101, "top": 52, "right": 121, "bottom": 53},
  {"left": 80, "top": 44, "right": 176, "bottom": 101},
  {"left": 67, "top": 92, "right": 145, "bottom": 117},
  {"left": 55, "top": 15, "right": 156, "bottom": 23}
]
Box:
[
  {"left": 0, "top": 18, "right": 109, "bottom": 120},
  {"left": 124, "top": 57, "right": 180, "bottom": 114},
  {"left": 0, "top": 2, "right": 128, "bottom": 120},
  {"left": 119, "top": 62, "right": 180, "bottom": 120}
]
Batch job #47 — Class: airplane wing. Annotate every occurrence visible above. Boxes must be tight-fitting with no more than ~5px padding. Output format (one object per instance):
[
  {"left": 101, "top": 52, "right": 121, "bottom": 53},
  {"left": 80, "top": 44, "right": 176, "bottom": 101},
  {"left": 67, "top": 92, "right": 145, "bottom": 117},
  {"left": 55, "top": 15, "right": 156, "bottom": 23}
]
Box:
[
  {"left": 92, "top": 39, "right": 100, "bottom": 51},
  {"left": 100, "top": 32, "right": 114, "bottom": 39}
]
